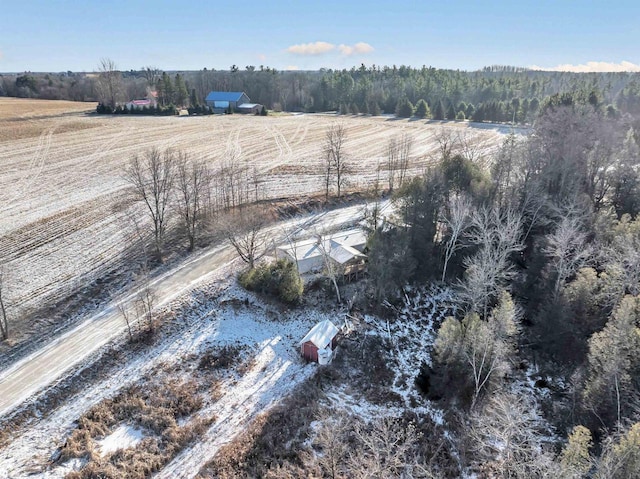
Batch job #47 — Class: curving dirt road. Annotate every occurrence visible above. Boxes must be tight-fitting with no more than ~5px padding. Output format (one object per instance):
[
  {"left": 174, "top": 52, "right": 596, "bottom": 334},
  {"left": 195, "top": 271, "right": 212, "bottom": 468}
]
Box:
[{"left": 0, "top": 202, "right": 370, "bottom": 419}]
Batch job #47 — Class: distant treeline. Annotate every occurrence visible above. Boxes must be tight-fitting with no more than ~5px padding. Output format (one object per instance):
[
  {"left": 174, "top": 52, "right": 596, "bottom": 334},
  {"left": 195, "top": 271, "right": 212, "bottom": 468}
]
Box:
[{"left": 3, "top": 64, "right": 640, "bottom": 123}]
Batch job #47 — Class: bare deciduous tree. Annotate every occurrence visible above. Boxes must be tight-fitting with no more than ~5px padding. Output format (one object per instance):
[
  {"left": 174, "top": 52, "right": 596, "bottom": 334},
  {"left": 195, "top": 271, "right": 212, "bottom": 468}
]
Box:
[
  {"left": 544, "top": 209, "right": 593, "bottom": 299},
  {"left": 317, "top": 234, "right": 342, "bottom": 303},
  {"left": 0, "top": 268, "right": 8, "bottom": 340},
  {"left": 135, "top": 281, "right": 156, "bottom": 334},
  {"left": 347, "top": 416, "right": 431, "bottom": 478},
  {"left": 97, "top": 58, "right": 123, "bottom": 109},
  {"left": 460, "top": 206, "right": 524, "bottom": 318},
  {"left": 176, "top": 153, "right": 210, "bottom": 251},
  {"left": 387, "top": 135, "right": 399, "bottom": 192},
  {"left": 117, "top": 302, "right": 134, "bottom": 341},
  {"left": 141, "top": 66, "right": 161, "bottom": 89},
  {"left": 323, "top": 123, "right": 348, "bottom": 200},
  {"left": 469, "top": 393, "right": 556, "bottom": 477},
  {"left": 124, "top": 148, "right": 176, "bottom": 261},
  {"left": 387, "top": 133, "right": 414, "bottom": 192},
  {"left": 396, "top": 132, "right": 413, "bottom": 188},
  {"left": 442, "top": 195, "right": 472, "bottom": 282},
  {"left": 224, "top": 207, "right": 271, "bottom": 269},
  {"left": 456, "top": 130, "right": 483, "bottom": 164},
  {"left": 435, "top": 128, "right": 456, "bottom": 161},
  {"left": 312, "top": 410, "right": 351, "bottom": 479},
  {"left": 435, "top": 292, "right": 519, "bottom": 408}
]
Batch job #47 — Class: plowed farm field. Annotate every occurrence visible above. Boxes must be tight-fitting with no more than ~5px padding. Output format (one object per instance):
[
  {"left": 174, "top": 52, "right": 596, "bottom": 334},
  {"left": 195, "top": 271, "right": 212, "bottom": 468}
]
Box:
[{"left": 0, "top": 98, "right": 511, "bottom": 342}]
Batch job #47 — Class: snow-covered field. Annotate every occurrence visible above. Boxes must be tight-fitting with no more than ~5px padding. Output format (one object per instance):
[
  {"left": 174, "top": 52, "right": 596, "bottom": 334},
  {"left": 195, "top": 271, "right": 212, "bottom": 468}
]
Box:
[{"left": 0, "top": 99, "right": 511, "bottom": 339}]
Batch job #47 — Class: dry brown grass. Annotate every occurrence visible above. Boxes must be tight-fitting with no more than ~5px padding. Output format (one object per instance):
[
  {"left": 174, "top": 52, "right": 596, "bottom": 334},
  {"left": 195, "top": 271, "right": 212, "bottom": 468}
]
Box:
[
  {"left": 197, "top": 345, "right": 244, "bottom": 372},
  {"left": 0, "top": 120, "right": 103, "bottom": 142},
  {"left": 58, "top": 375, "right": 212, "bottom": 478},
  {"left": 331, "top": 334, "right": 404, "bottom": 406}
]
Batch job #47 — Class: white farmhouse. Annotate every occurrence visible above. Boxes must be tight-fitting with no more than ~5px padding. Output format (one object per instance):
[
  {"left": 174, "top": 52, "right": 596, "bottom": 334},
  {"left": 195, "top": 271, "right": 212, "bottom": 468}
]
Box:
[{"left": 276, "top": 228, "right": 367, "bottom": 275}]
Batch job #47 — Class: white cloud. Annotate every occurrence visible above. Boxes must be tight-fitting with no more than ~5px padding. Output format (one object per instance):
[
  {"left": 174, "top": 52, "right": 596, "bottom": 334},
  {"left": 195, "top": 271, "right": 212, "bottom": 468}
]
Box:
[
  {"left": 287, "top": 41, "right": 335, "bottom": 56},
  {"left": 338, "top": 42, "right": 374, "bottom": 56},
  {"left": 530, "top": 60, "right": 640, "bottom": 73},
  {"left": 285, "top": 65, "right": 299, "bottom": 71}
]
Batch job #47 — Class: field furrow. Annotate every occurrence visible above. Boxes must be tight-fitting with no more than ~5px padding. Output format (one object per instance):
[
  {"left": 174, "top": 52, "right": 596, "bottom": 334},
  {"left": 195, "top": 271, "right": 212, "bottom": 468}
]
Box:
[{"left": 0, "top": 99, "right": 515, "bottom": 348}]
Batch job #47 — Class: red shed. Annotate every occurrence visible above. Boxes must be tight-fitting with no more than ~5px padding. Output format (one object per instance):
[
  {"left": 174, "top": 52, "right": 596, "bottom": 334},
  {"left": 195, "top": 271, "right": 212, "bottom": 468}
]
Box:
[{"left": 299, "top": 320, "right": 340, "bottom": 364}]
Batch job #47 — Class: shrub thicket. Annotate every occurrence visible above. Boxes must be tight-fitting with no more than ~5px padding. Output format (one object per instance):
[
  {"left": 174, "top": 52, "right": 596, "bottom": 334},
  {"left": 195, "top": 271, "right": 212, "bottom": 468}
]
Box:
[{"left": 239, "top": 259, "right": 303, "bottom": 304}]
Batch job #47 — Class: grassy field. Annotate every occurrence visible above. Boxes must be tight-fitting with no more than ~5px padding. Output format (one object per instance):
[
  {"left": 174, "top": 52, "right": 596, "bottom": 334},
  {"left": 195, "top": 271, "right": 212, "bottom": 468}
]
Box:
[{"left": 0, "top": 98, "right": 509, "bottom": 345}]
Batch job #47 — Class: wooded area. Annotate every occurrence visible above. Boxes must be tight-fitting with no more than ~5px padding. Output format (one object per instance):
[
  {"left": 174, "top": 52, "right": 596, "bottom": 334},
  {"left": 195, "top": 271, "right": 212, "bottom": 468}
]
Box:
[
  {"left": 4, "top": 64, "right": 640, "bottom": 122},
  {"left": 362, "top": 98, "right": 640, "bottom": 476}
]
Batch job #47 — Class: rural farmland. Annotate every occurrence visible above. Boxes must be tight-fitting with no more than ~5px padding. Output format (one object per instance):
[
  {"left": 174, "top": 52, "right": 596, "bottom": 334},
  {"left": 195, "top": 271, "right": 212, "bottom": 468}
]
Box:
[{"left": 0, "top": 98, "right": 510, "bottom": 348}]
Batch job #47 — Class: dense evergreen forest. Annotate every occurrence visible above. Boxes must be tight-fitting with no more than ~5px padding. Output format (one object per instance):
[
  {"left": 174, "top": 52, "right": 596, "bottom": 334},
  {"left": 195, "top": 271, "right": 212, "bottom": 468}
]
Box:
[{"left": 4, "top": 64, "right": 640, "bottom": 122}]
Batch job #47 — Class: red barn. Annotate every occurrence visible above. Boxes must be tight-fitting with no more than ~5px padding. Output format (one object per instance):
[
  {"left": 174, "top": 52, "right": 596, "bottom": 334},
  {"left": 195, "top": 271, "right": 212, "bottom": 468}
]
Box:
[{"left": 299, "top": 320, "right": 340, "bottom": 364}]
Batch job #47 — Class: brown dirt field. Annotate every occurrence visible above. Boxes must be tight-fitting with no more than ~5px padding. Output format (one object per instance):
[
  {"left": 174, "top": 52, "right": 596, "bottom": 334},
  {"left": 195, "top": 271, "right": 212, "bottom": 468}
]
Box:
[
  {"left": 0, "top": 98, "right": 95, "bottom": 119},
  {"left": 0, "top": 98, "right": 98, "bottom": 141},
  {"left": 0, "top": 100, "right": 511, "bottom": 348}
]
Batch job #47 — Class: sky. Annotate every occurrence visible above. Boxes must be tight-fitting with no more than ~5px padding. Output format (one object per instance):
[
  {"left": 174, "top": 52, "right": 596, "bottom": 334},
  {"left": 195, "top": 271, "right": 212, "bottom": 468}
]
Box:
[{"left": 1, "top": 0, "right": 639, "bottom": 73}]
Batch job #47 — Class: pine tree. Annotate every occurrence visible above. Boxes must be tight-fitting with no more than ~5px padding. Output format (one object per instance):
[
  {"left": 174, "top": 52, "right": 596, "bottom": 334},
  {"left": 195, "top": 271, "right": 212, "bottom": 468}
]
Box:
[
  {"left": 465, "top": 103, "right": 476, "bottom": 120},
  {"left": 159, "top": 72, "right": 174, "bottom": 107},
  {"left": 433, "top": 100, "right": 445, "bottom": 120},
  {"left": 414, "top": 99, "right": 430, "bottom": 118},
  {"left": 189, "top": 88, "right": 198, "bottom": 108},
  {"left": 173, "top": 74, "right": 188, "bottom": 107},
  {"left": 395, "top": 97, "right": 414, "bottom": 118},
  {"left": 446, "top": 102, "right": 456, "bottom": 120}
]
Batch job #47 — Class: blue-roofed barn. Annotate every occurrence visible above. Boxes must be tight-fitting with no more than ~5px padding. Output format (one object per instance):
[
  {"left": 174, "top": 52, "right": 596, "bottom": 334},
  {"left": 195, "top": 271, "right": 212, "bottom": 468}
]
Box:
[{"left": 205, "top": 91, "right": 250, "bottom": 112}]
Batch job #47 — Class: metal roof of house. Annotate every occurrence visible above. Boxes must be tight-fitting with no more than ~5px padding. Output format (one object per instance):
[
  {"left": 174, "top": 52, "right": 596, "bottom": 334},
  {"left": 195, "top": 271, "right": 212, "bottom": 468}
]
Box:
[
  {"left": 277, "top": 228, "right": 367, "bottom": 267},
  {"left": 328, "top": 241, "right": 366, "bottom": 264},
  {"left": 331, "top": 228, "right": 367, "bottom": 249},
  {"left": 237, "top": 103, "right": 260, "bottom": 109},
  {"left": 205, "top": 91, "right": 247, "bottom": 102},
  {"left": 299, "top": 319, "right": 340, "bottom": 348}
]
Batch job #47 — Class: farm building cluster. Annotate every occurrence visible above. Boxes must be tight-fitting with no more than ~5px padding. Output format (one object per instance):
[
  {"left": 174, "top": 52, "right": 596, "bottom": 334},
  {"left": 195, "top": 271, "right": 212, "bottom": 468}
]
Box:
[{"left": 124, "top": 90, "right": 264, "bottom": 114}]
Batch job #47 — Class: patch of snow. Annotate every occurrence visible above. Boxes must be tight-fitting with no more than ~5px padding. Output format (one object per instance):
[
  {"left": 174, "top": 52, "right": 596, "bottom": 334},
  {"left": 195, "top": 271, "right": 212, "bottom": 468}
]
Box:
[
  {"left": 96, "top": 424, "right": 144, "bottom": 456},
  {"left": 43, "top": 457, "right": 87, "bottom": 478},
  {"left": 324, "top": 388, "right": 405, "bottom": 422}
]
